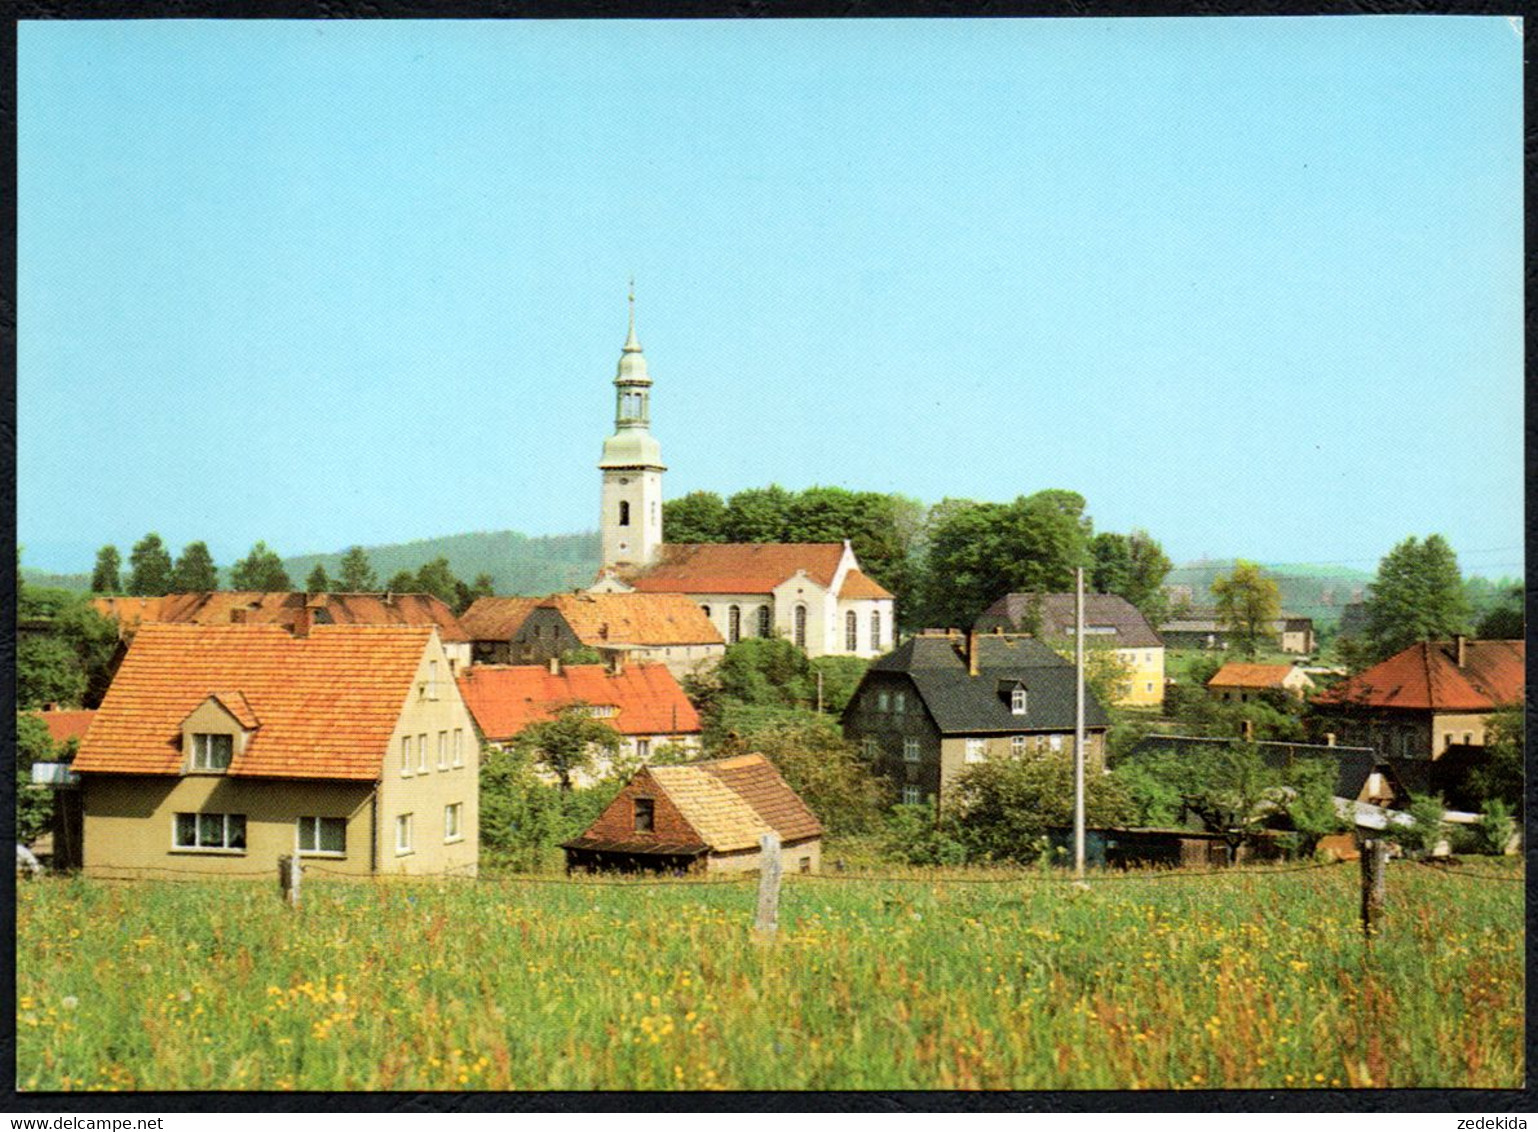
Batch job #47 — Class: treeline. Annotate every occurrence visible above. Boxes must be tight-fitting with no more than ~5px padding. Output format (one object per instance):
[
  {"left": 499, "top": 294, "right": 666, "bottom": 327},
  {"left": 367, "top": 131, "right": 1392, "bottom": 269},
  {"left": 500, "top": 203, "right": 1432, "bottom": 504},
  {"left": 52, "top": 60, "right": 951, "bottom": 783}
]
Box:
[{"left": 664, "top": 485, "right": 1173, "bottom": 631}]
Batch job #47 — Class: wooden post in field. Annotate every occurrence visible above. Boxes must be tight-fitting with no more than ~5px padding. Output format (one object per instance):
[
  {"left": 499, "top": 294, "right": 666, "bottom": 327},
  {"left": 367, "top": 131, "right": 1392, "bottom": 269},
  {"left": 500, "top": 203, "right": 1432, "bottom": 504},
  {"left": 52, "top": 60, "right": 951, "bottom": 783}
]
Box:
[
  {"left": 755, "top": 832, "right": 782, "bottom": 938},
  {"left": 281, "top": 822, "right": 303, "bottom": 908},
  {"left": 1359, "top": 835, "right": 1387, "bottom": 944}
]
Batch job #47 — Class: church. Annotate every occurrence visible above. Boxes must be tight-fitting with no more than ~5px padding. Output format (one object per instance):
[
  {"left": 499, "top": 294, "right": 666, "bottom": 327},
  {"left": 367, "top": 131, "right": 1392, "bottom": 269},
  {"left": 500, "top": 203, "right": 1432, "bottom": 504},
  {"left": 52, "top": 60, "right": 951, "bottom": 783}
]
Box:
[{"left": 589, "top": 296, "right": 895, "bottom": 660}]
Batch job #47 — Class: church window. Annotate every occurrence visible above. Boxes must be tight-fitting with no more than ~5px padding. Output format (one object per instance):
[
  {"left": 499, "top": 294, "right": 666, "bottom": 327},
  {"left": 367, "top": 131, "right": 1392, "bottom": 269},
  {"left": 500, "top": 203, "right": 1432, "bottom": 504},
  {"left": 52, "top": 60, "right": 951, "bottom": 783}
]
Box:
[
  {"left": 870, "top": 610, "right": 881, "bottom": 651},
  {"left": 700, "top": 605, "right": 711, "bottom": 621},
  {"left": 618, "top": 500, "right": 630, "bottom": 526},
  {"left": 728, "top": 605, "right": 741, "bottom": 644},
  {"left": 757, "top": 606, "right": 772, "bottom": 637},
  {"left": 845, "top": 611, "right": 858, "bottom": 652},
  {"left": 793, "top": 604, "right": 807, "bottom": 649}
]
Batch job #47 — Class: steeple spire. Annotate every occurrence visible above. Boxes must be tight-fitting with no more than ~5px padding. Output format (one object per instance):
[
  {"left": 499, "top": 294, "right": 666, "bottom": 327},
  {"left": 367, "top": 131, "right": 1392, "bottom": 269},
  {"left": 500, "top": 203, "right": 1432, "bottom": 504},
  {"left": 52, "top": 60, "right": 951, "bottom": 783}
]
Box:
[{"left": 624, "top": 277, "right": 641, "bottom": 353}]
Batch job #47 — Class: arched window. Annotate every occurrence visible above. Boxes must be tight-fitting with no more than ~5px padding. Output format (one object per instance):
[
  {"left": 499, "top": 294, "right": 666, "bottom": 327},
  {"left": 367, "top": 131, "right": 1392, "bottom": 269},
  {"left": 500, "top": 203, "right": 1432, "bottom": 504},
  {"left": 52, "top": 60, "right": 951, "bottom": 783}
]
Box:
[
  {"left": 870, "top": 610, "right": 881, "bottom": 651},
  {"left": 845, "top": 610, "right": 858, "bottom": 652},
  {"left": 728, "top": 605, "right": 741, "bottom": 644},
  {"left": 757, "top": 605, "right": 772, "bottom": 638},
  {"left": 793, "top": 604, "right": 807, "bottom": 649},
  {"left": 618, "top": 500, "right": 630, "bottom": 527}
]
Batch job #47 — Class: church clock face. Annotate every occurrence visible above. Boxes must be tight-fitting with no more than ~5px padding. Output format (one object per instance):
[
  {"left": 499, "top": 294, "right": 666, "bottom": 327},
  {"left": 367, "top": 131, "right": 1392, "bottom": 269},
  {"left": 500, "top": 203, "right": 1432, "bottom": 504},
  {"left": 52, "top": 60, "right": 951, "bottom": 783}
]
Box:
[{"left": 619, "top": 477, "right": 630, "bottom": 485}]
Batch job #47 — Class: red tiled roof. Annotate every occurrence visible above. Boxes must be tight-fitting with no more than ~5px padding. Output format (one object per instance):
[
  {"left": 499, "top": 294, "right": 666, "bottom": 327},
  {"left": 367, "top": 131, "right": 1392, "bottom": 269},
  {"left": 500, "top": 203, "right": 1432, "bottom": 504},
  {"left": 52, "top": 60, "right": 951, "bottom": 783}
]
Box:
[
  {"left": 836, "top": 569, "right": 894, "bottom": 601},
  {"left": 1315, "top": 640, "right": 1525, "bottom": 712},
  {"left": 456, "top": 663, "right": 701, "bottom": 742},
  {"left": 621, "top": 543, "right": 847, "bottom": 595},
  {"left": 1208, "top": 663, "right": 1297, "bottom": 689},
  {"left": 93, "top": 591, "right": 468, "bottom": 643},
  {"left": 546, "top": 592, "right": 723, "bottom": 647},
  {"left": 73, "top": 623, "right": 436, "bottom": 780},
  {"left": 459, "top": 596, "right": 543, "bottom": 642},
  {"left": 27, "top": 709, "right": 96, "bottom": 746}
]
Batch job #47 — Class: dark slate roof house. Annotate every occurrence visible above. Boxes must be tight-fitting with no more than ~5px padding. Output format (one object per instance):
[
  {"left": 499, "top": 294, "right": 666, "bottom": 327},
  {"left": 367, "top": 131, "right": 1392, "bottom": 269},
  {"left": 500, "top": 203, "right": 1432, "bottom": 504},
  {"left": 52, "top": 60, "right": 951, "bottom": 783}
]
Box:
[
  {"left": 845, "top": 631, "right": 1109, "bottom": 810},
  {"left": 974, "top": 592, "right": 1163, "bottom": 649}
]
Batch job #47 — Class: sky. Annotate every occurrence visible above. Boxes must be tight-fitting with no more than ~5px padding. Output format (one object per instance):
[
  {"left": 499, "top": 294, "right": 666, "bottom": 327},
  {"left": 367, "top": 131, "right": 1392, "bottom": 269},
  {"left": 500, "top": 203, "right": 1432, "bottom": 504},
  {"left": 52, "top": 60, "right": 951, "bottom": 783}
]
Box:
[{"left": 18, "top": 17, "right": 1525, "bottom": 579}]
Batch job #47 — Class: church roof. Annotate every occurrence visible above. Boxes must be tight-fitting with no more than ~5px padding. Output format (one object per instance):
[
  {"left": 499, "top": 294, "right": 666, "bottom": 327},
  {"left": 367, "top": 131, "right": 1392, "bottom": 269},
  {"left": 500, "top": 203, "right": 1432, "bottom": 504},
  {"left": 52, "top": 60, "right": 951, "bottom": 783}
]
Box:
[
  {"left": 619, "top": 543, "right": 853, "bottom": 596},
  {"left": 836, "top": 569, "right": 894, "bottom": 600}
]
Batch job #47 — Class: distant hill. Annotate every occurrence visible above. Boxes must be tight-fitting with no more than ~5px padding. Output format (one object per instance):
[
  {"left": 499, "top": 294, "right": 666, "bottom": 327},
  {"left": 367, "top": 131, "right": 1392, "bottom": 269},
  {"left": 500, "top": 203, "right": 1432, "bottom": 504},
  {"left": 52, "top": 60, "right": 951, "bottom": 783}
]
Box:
[
  {"left": 1163, "top": 560, "right": 1377, "bottom": 626},
  {"left": 281, "top": 530, "right": 601, "bottom": 597},
  {"left": 20, "top": 569, "right": 92, "bottom": 593}
]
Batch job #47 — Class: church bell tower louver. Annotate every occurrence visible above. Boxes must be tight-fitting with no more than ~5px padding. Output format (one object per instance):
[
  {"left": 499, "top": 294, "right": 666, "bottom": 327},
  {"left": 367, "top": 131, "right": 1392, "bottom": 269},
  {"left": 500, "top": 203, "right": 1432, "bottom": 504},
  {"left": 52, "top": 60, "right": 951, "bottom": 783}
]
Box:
[{"left": 598, "top": 284, "right": 666, "bottom": 570}]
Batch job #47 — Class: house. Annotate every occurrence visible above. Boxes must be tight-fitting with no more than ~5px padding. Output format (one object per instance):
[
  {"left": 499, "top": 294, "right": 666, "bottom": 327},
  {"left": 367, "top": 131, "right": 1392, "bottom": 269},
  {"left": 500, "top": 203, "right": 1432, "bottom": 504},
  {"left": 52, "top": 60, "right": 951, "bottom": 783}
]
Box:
[
  {"left": 973, "top": 592, "right": 1165, "bottom": 707},
  {"left": 584, "top": 298, "right": 895, "bottom": 658},
  {"left": 501, "top": 592, "right": 725, "bottom": 679},
  {"left": 842, "top": 630, "right": 1109, "bottom": 810},
  {"left": 90, "top": 591, "right": 474, "bottom": 671},
  {"left": 562, "top": 754, "right": 822, "bottom": 874},
  {"left": 1312, "top": 636, "right": 1524, "bottom": 761},
  {"left": 28, "top": 704, "right": 96, "bottom": 747},
  {"left": 1158, "top": 607, "right": 1315, "bottom": 654},
  {"left": 70, "top": 622, "right": 478, "bottom": 879},
  {"left": 1128, "top": 734, "right": 1411, "bottom": 808},
  {"left": 458, "top": 596, "right": 546, "bottom": 664},
  {"left": 455, "top": 658, "right": 702, "bottom": 783},
  {"left": 1206, "top": 662, "right": 1315, "bottom": 702}
]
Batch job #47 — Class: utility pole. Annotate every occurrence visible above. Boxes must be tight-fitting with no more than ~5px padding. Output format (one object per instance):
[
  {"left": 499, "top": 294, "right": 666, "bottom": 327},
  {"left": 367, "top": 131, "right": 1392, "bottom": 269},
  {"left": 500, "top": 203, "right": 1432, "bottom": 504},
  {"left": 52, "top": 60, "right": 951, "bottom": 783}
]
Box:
[
  {"left": 1074, "top": 565, "right": 1086, "bottom": 880},
  {"left": 816, "top": 669, "right": 824, "bottom": 714}
]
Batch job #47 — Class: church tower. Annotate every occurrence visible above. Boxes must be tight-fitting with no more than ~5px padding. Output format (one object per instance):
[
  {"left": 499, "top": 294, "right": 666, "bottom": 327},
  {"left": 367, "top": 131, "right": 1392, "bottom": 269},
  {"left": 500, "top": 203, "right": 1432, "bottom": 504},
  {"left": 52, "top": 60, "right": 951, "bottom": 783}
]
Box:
[{"left": 598, "top": 286, "right": 665, "bottom": 570}]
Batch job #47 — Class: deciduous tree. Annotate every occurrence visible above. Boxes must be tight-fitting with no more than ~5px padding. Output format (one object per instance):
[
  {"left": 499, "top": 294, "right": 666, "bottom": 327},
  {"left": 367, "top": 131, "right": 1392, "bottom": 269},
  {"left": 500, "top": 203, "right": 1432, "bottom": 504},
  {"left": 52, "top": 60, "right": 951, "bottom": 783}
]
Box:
[
  {"left": 661, "top": 491, "right": 729, "bottom": 543},
  {"left": 229, "top": 541, "right": 292, "bottom": 591},
  {"left": 514, "top": 703, "right": 622, "bottom": 792},
  {"left": 1211, "top": 560, "right": 1281, "bottom": 658},
  {"left": 1363, "top": 535, "right": 1469, "bottom": 663}
]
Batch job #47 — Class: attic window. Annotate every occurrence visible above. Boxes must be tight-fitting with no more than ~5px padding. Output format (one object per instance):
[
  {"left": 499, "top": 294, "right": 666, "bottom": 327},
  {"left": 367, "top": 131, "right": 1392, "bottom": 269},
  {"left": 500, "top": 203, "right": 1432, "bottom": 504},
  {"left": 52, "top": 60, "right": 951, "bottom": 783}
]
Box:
[
  {"left": 1010, "top": 688, "right": 1028, "bottom": 715},
  {"left": 192, "top": 733, "right": 233, "bottom": 771},
  {"left": 588, "top": 705, "right": 618, "bottom": 718},
  {"left": 634, "top": 797, "right": 655, "bottom": 833}
]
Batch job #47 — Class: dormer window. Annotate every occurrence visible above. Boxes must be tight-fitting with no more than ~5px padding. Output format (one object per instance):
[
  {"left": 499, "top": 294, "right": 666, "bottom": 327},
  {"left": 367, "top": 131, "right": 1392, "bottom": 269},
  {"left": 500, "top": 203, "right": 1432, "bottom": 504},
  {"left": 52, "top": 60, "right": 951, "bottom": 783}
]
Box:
[
  {"left": 192, "top": 733, "right": 233, "bottom": 771},
  {"left": 1011, "top": 688, "right": 1028, "bottom": 715}
]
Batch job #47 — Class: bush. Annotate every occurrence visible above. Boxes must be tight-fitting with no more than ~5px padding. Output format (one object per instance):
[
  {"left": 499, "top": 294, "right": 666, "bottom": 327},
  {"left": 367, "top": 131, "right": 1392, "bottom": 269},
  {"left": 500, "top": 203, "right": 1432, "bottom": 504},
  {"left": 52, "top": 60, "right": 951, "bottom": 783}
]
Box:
[
  {"left": 1389, "top": 793, "right": 1447, "bottom": 858},
  {"left": 881, "top": 804, "right": 969, "bottom": 866},
  {"left": 478, "top": 743, "right": 624, "bottom": 872},
  {"left": 950, "top": 751, "right": 1136, "bottom": 864}
]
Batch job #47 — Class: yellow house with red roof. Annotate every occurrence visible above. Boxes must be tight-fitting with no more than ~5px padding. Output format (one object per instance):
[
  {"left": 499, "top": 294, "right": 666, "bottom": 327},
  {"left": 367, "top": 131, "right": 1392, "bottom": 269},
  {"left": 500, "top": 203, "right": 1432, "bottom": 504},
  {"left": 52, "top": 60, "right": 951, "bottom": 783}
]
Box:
[{"left": 71, "top": 622, "right": 478, "bottom": 879}]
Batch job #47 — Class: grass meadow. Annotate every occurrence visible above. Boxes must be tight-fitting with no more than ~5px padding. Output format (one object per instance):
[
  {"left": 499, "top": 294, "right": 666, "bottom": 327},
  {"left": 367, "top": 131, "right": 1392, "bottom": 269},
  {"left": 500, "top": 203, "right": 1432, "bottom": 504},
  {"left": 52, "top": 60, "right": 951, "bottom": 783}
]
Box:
[{"left": 15, "top": 858, "right": 1524, "bottom": 1092}]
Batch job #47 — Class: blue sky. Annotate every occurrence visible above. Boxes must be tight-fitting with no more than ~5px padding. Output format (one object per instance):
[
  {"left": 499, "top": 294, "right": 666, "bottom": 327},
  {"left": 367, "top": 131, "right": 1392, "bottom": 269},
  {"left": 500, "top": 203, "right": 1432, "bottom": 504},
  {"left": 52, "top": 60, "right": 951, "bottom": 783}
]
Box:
[{"left": 19, "top": 18, "right": 1524, "bottom": 579}]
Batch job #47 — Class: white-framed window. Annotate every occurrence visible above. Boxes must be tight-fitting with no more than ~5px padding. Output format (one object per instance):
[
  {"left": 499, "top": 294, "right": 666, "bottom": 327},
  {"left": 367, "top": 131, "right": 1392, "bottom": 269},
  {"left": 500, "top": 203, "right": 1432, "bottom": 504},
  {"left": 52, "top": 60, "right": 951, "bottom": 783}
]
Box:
[
  {"left": 894, "top": 691, "right": 906, "bottom": 714},
  {"left": 435, "top": 730, "right": 447, "bottom": 769},
  {"left": 1049, "top": 734, "right": 1064, "bottom": 752},
  {"left": 1144, "top": 652, "right": 1153, "bottom": 665},
  {"left": 965, "top": 738, "right": 987, "bottom": 763},
  {"left": 728, "top": 605, "right": 741, "bottom": 644},
  {"left": 588, "top": 705, "right": 618, "bottom": 718},
  {"left": 418, "top": 732, "right": 428, "bottom": 773},
  {"left": 444, "top": 803, "right": 463, "bottom": 843},
  {"left": 903, "top": 738, "right": 921, "bottom": 763},
  {"left": 636, "top": 738, "right": 651, "bottom": 760},
  {"left": 425, "top": 660, "right": 439, "bottom": 701},
  {"left": 862, "top": 737, "right": 879, "bottom": 758},
  {"left": 870, "top": 610, "right": 881, "bottom": 651},
  {"left": 794, "top": 604, "right": 807, "bottom": 649},
  {"left": 452, "top": 728, "right": 464, "bottom": 767},
  {"left": 297, "top": 816, "right": 346, "bottom": 856},
  {"left": 901, "top": 785, "right": 922, "bottom": 806},
  {"left": 191, "top": 733, "right": 234, "bottom": 771},
  {"left": 400, "top": 735, "right": 412, "bottom": 777},
  {"left": 395, "top": 813, "right": 414, "bottom": 855},
  {"left": 173, "top": 812, "right": 246, "bottom": 852},
  {"left": 1010, "top": 688, "right": 1028, "bottom": 715},
  {"left": 846, "top": 611, "right": 858, "bottom": 652},
  {"left": 1011, "top": 735, "right": 1027, "bottom": 756},
  {"left": 878, "top": 690, "right": 891, "bottom": 712},
  {"left": 757, "top": 605, "right": 772, "bottom": 638}
]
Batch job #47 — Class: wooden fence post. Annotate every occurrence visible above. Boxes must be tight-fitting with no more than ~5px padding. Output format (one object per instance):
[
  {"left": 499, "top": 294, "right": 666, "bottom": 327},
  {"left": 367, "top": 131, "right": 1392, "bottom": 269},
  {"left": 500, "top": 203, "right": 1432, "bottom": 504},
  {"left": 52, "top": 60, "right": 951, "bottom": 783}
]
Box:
[
  {"left": 279, "top": 854, "right": 302, "bottom": 908},
  {"left": 1359, "top": 835, "right": 1386, "bottom": 944},
  {"left": 755, "top": 832, "right": 782, "bottom": 938}
]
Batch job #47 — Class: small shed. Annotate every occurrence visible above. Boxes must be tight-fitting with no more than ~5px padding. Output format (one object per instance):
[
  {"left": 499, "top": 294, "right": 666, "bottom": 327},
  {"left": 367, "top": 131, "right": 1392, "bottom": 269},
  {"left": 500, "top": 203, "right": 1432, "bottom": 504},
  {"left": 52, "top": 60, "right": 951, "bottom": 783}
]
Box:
[{"left": 563, "top": 754, "right": 823, "bottom": 875}]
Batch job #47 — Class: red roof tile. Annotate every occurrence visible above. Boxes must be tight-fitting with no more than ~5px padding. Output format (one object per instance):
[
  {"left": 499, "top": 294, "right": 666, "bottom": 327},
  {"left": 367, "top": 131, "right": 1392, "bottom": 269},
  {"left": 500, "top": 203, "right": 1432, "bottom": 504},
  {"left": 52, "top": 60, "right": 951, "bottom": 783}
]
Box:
[
  {"left": 545, "top": 592, "right": 723, "bottom": 647},
  {"left": 835, "top": 569, "right": 894, "bottom": 601},
  {"left": 620, "top": 543, "right": 848, "bottom": 595},
  {"left": 94, "top": 591, "right": 468, "bottom": 642},
  {"left": 73, "top": 623, "right": 436, "bottom": 780},
  {"left": 459, "top": 596, "right": 544, "bottom": 642},
  {"left": 456, "top": 663, "right": 700, "bottom": 742},
  {"left": 27, "top": 709, "right": 96, "bottom": 746},
  {"left": 1315, "top": 640, "right": 1525, "bottom": 712}
]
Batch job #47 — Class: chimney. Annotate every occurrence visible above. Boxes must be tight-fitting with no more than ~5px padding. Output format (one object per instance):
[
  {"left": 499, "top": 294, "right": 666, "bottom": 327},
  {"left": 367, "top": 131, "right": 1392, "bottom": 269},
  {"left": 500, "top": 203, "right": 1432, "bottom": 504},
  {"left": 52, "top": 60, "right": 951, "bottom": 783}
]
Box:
[
  {"left": 967, "top": 630, "right": 979, "bottom": 678},
  {"left": 607, "top": 649, "right": 625, "bottom": 676},
  {"left": 1325, "top": 732, "right": 1337, "bottom": 747},
  {"left": 1454, "top": 634, "right": 1467, "bottom": 667},
  {"left": 291, "top": 607, "right": 311, "bottom": 639},
  {"left": 548, "top": 657, "right": 560, "bottom": 676}
]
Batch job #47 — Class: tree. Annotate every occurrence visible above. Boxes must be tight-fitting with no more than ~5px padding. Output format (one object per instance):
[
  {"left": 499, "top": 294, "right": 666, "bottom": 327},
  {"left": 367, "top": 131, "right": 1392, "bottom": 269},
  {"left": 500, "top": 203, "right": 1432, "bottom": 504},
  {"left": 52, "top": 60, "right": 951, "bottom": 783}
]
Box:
[
  {"left": 1362, "top": 535, "right": 1469, "bottom": 663},
  {"left": 1389, "top": 793, "right": 1447, "bottom": 858},
  {"left": 126, "top": 533, "right": 174, "bottom": 596},
  {"left": 1474, "top": 584, "right": 1523, "bottom": 640},
  {"left": 17, "top": 636, "right": 87, "bottom": 709},
  {"left": 453, "top": 573, "right": 496, "bottom": 614},
  {"left": 305, "top": 563, "right": 332, "bottom": 593},
  {"left": 171, "top": 541, "right": 220, "bottom": 592},
  {"left": 722, "top": 485, "right": 795, "bottom": 542},
  {"left": 708, "top": 638, "right": 816, "bottom": 721},
  {"left": 478, "top": 741, "right": 624, "bottom": 870},
  {"left": 950, "top": 749, "right": 1136, "bottom": 862},
  {"left": 385, "top": 570, "right": 417, "bottom": 593},
  {"left": 90, "top": 545, "right": 121, "bottom": 594},
  {"left": 808, "top": 655, "right": 869, "bottom": 714},
  {"left": 228, "top": 541, "right": 292, "bottom": 591},
  {"left": 1114, "top": 740, "right": 1308, "bottom": 849},
  {"left": 337, "top": 546, "right": 378, "bottom": 592},
  {"left": 1465, "top": 706, "right": 1522, "bottom": 811},
  {"left": 15, "top": 714, "right": 60, "bottom": 844},
  {"left": 54, "top": 598, "right": 122, "bottom": 707},
  {"left": 1211, "top": 560, "right": 1281, "bottom": 658},
  {"left": 661, "top": 491, "right": 729, "bottom": 543},
  {"left": 514, "top": 703, "right": 622, "bottom": 792},
  {"left": 413, "top": 557, "right": 462, "bottom": 607}
]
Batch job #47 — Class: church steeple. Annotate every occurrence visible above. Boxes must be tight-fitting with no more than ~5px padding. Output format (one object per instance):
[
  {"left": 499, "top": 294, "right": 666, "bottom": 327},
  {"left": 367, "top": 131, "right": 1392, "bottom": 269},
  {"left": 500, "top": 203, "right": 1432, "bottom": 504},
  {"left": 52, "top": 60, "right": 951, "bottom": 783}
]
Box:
[{"left": 599, "top": 284, "right": 665, "bottom": 570}]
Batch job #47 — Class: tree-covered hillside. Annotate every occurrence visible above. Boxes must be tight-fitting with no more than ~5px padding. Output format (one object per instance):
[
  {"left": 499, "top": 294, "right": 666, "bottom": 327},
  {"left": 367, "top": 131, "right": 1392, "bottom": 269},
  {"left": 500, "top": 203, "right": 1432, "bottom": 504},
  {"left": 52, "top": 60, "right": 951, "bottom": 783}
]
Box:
[{"left": 281, "top": 530, "right": 601, "bottom": 596}]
